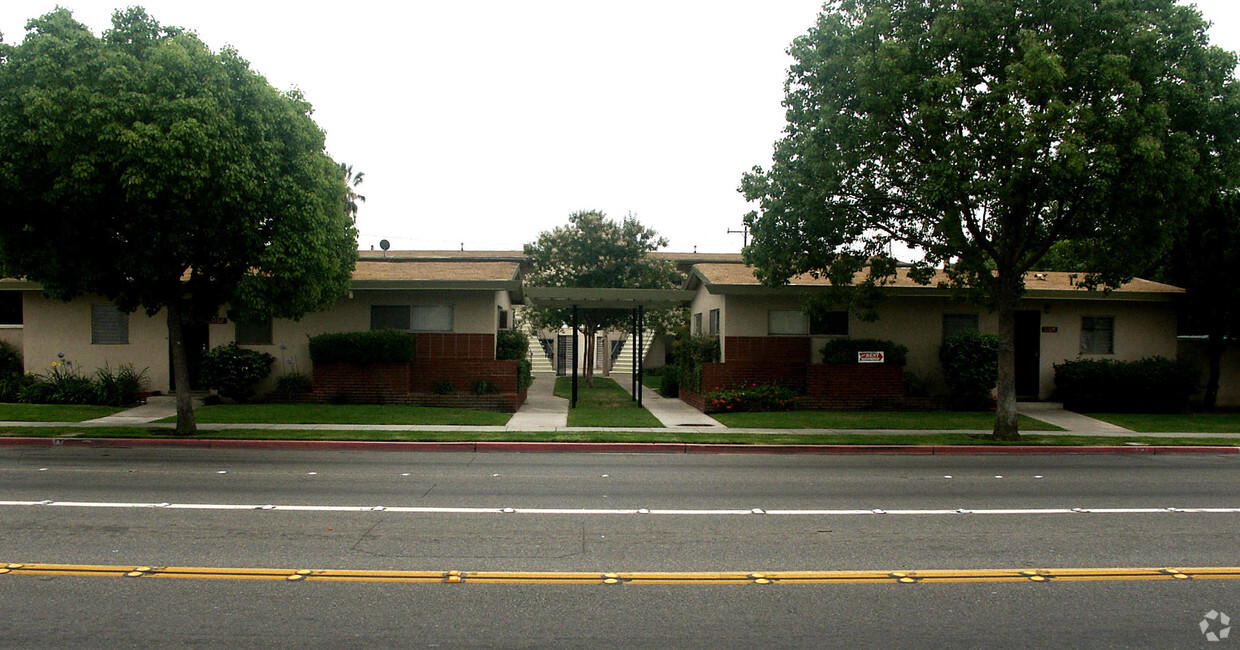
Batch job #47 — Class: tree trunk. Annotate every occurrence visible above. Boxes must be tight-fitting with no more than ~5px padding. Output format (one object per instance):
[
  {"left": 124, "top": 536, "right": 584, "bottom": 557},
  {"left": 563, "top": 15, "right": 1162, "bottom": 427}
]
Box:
[
  {"left": 166, "top": 302, "right": 198, "bottom": 436},
  {"left": 992, "top": 278, "right": 1021, "bottom": 441},
  {"left": 1202, "top": 328, "right": 1228, "bottom": 411}
]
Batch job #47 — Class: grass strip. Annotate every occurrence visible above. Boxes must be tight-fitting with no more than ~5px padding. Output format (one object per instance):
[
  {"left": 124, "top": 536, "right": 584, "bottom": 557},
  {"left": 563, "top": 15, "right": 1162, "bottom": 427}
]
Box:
[
  {"left": 1084, "top": 413, "right": 1240, "bottom": 434},
  {"left": 711, "top": 410, "right": 1061, "bottom": 431},
  {"left": 0, "top": 403, "right": 127, "bottom": 422},
  {"left": 2, "top": 427, "right": 1237, "bottom": 447},
  {"left": 159, "top": 403, "right": 511, "bottom": 426},
  {"left": 553, "top": 377, "right": 662, "bottom": 428}
]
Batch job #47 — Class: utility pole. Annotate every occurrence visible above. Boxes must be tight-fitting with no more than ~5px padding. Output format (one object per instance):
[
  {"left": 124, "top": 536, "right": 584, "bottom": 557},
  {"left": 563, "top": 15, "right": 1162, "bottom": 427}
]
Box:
[{"left": 727, "top": 224, "right": 749, "bottom": 248}]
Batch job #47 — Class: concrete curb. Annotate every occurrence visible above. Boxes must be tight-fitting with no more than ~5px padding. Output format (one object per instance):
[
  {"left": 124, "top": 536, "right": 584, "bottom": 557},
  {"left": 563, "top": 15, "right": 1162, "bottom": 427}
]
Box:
[{"left": 1, "top": 437, "right": 1236, "bottom": 455}]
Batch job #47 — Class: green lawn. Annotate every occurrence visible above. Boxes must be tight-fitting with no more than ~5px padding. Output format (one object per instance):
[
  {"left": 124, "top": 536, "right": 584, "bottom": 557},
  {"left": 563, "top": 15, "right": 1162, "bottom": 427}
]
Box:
[
  {"left": 1084, "top": 412, "right": 1240, "bottom": 433},
  {"left": 710, "top": 410, "right": 1062, "bottom": 431},
  {"left": 1, "top": 426, "right": 1235, "bottom": 447},
  {"left": 159, "top": 403, "right": 511, "bottom": 426},
  {"left": 553, "top": 377, "right": 663, "bottom": 428},
  {"left": 0, "top": 403, "right": 127, "bottom": 422}
]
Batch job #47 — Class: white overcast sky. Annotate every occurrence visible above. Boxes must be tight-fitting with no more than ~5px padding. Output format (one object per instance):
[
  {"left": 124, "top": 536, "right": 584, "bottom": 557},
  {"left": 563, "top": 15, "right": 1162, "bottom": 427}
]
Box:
[{"left": 4, "top": 1, "right": 1239, "bottom": 254}]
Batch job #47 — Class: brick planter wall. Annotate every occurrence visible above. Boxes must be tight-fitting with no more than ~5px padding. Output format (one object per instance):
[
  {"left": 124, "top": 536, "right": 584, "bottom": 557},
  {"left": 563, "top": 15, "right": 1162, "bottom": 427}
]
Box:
[
  {"left": 308, "top": 333, "right": 526, "bottom": 412},
  {"left": 682, "top": 358, "right": 918, "bottom": 413}
]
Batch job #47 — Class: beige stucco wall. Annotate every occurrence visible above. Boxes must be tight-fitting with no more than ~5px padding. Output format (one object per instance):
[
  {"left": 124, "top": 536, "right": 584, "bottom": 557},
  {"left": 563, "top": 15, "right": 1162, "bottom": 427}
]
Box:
[
  {"left": 708, "top": 290, "right": 1178, "bottom": 400},
  {"left": 209, "top": 289, "right": 505, "bottom": 394},
  {"left": 0, "top": 326, "right": 21, "bottom": 354},
  {"left": 23, "top": 292, "right": 173, "bottom": 392}
]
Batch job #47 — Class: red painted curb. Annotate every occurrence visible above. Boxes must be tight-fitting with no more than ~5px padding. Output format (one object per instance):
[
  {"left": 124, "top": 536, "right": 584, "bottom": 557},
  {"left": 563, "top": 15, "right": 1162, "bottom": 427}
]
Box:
[
  {"left": 474, "top": 442, "right": 684, "bottom": 454},
  {"left": 0, "top": 437, "right": 1235, "bottom": 455},
  {"left": 684, "top": 444, "right": 934, "bottom": 455}
]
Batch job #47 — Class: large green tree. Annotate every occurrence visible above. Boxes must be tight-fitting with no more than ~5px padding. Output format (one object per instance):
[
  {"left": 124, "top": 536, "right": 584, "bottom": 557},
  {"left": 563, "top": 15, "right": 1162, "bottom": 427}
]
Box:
[
  {"left": 524, "top": 211, "right": 681, "bottom": 384},
  {"left": 0, "top": 8, "right": 358, "bottom": 434},
  {"left": 741, "top": 0, "right": 1239, "bottom": 439}
]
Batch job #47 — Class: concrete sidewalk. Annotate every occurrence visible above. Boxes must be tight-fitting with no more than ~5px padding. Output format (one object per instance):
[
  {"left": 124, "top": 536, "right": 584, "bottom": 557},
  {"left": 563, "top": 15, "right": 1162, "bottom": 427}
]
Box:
[
  {"left": 610, "top": 373, "right": 725, "bottom": 429},
  {"left": 504, "top": 373, "right": 568, "bottom": 429},
  {"left": 1017, "top": 402, "right": 1134, "bottom": 433},
  {"left": 84, "top": 395, "right": 197, "bottom": 425}
]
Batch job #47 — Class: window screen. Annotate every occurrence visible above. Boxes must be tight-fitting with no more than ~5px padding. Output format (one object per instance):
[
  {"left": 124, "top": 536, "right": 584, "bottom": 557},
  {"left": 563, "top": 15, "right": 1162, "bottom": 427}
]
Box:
[
  {"left": 410, "top": 305, "right": 453, "bottom": 332},
  {"left": 768, "top": 310, "right": 807, "bottom": 335},
  {"left": 235, "top": 319, "right": 273, "bottom": 346},
  {"left": 693, "top": 313, "right": 702, "bottom": 336},
  {"left": 1080, "top": 316, "right": 1114, "bottom": 355},
  {"left": 942, "top": 313, "right": 980, "bottom": 341},
  {"left": 91, "top": 305, "right": 129, "bottom": 344},
  {"left": 0, "top": 292, "right": 20, "bottom": 325},
  {"left": 370, "top": 305, "right": 411, "bottom": 331},
  {"left": 809, "top": 311, "right": 849, "bottom": 336},
  {"left": 708, "top": 309, "right": 720, "bottom": 336}
]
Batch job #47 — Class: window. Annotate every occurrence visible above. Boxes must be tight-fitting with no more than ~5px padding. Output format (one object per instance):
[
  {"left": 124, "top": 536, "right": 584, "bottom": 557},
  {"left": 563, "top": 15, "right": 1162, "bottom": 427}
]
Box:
[
  {"left": 942, "top": 313, "right": 980, "bottom": 341},
  {"left": 371, "top": 305, "right": 411, "bottom": 331},
  {"left": 0, "top": 293, "right": 20, "bottom": 326},
  {"left": 810, "top": 311, "right": 849, "bottom": 336},
  {"left": 235, "top": 318, "right": 273, "bottom": 346},
  {"left": 410, "top": 305, "right": 453, "bottom": 332},
  {"left": 1080, "top": 316, "right": 1114, "bottom": 355},
  {"left": 693, "top": 312, "right": 703, "bottom": 336},
  {"left": 768, "top": 310, "right": 807, "bottom": 335},
  {"left": 91, "top": 305, "right": 129, "bottom": 344},
  {"left": 708, "top": 309, "right": 720, "bottom": 336},
  {"left": 370, "top": 305, "right": 453, "bottom": 332},
  {"left": 498, "top": 307, "right": 510, "bottom": 330}
]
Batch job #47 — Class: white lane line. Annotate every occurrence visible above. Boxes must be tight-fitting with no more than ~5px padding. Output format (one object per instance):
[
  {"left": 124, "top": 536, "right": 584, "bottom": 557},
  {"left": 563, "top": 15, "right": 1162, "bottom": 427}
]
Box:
[{"left": 2, "top": 501, "right": 1239, "bottom": 516}]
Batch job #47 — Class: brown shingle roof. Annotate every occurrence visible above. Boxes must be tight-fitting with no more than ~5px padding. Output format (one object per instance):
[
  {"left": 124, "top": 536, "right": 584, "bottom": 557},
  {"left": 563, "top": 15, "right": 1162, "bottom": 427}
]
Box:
[
  {"left": 690, "top": 263, "right": 1184, "bottom": 296},
  {"left": 351, "top": 259, "right": 520, "bottom": 285}
]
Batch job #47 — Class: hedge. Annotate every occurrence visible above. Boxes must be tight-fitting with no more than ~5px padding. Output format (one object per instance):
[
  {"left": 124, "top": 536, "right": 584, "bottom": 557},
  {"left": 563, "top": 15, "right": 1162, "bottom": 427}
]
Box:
[
  {"left": 672, "top": 335, "right": 720, "bottom": 393},
  {"left": 939, "top": 330, "right": 999, "bottom": 410},
  {"left": 1054, "top": 357, "right": 1197, "bottom": 413},
  {"left": 820, "top": 338, "right": 908, "bottom": 365},
  {"left": 308, "top": 330, "right": 416, "bottom": 365}
]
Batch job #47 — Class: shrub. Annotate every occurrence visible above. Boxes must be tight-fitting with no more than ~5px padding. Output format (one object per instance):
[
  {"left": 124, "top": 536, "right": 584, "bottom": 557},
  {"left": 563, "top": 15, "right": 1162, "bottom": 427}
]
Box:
[
  {"left": 308, "top": 330, "right": 416, "bottom": 365},
  {"left": 903, "top": 371, "right": 931, "bottom": 398},
  {"left": 201, "top": 344, "right": 276, "bottom": 402},
  {"left": 92, "top": 364, "right": 147, "bottom": 407},
  {"left": 42, "top": 360, "right": 96, "bottom": 404},
  {"left": 704, "top": 383, "right": 798, "bottom": 412},
  {"left": 658, "top": 366, "right": 680, "bottom": 398},
  {"left": 1054, "top": 357, "right": 1197, "bottom": 413},
  {"left": 673, "top": 335, "right": 720, "bottom": 393},
  {"left": 275, "top": 373, "right": 313, "bottom": 398},
  {"left": 821, "top": 338, "right": 909, "bottom": 365},
  {"left": 516, "top": 359, "right": 533, "bottom": 391},
  {"left": 495, "top": 330, "right": 528, "bottom": 361},
  {"left": 939, "top": 330, "right": 999, "bottom": 410},
  {"left": 0, "top": 373, "right": 34, "bottom": 402},
  {"left": 0, "top": 340, "right": 21, "bottom": 377},
  {"left": 471, "top": 379, "right": 498, "bottom": 395},
  {"left": 432, "top": 379, "right": 456, "bottom": 395}
]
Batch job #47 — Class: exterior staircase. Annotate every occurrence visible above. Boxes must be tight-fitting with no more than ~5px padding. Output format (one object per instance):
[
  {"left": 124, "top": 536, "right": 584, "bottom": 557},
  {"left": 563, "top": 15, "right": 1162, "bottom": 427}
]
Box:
[{"left": 525, "top": 330, "right": 655, "bottom": 375}]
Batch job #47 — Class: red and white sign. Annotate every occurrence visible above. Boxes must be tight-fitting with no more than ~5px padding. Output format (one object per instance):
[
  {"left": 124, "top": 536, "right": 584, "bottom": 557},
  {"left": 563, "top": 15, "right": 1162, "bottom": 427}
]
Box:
[{"left": 858, "top": 351, "right": 885, "bottom": 364}]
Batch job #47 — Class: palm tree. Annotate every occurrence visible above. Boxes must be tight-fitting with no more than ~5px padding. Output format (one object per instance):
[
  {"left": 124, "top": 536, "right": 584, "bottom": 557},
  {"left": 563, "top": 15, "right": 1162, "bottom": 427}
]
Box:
[{"left": 341, "top": 163, "right": 366, "bottom": 217}]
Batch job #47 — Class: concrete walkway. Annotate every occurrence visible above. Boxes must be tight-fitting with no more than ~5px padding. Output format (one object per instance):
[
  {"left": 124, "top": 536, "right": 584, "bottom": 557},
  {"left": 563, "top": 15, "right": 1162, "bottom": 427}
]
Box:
[
  {"left": 504, "top": 373, "right": 568, "bottom": 430},
  {"left": 610, "top": 373, "right": 726, "bottom": 429},
  {"left": 84, "top": 395, "right": 196, "bottom": 425},
  {"left": 1017, "top": 402, "right": 1134, "bottom": 433}
]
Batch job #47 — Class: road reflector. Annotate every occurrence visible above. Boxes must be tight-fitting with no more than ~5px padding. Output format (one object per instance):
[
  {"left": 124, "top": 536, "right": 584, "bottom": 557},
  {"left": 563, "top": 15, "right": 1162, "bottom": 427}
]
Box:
[
  {"left": 1029, "top": 575, "right": 1048, "bottom": 582},
  {"left": 754, "top": 578, "right": 771, "bottom": 585},
  {"left": 898, "top": 577, "right": 917, "bottom": 584},
  {"left": 287, "top": 574, "right": 305, "bottom": 581},
  {"left": 603, "top": 578, "right": 619, "bottom": 585}
]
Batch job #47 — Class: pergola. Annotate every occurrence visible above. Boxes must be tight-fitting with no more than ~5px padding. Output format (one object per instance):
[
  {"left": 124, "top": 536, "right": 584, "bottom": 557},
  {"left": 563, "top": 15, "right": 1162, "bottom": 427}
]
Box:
[{"left": 522, "top": 287, "right": 695, "bottom": 408}]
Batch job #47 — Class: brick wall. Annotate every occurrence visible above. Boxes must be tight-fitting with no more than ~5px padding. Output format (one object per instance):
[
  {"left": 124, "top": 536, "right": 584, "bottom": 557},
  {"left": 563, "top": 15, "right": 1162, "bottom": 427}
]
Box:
[
  {"left": 307, "top": 333, "right": 525, "bottom": 412},
  {"left": 724, "top": 336, "right": 812, "bottom": 363},
  {"left": 684, "top": 360, "right": 919, "bottom": 413}
]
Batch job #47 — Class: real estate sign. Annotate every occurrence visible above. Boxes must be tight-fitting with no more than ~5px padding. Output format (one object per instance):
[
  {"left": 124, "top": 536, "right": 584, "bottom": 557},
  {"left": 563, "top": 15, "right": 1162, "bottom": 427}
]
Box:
[{"left": 858, "top": 351, "right": 885, "bottom": 364}]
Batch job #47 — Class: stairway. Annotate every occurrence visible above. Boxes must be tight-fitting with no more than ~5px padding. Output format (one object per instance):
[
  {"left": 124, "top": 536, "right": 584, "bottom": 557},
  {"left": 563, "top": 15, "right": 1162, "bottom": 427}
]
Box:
[
  {"left": 608, "top": 330, "right": 655, "bottom": 375},
  {"left": 527, "top": 334, "right": 556, "bottom": 374}
]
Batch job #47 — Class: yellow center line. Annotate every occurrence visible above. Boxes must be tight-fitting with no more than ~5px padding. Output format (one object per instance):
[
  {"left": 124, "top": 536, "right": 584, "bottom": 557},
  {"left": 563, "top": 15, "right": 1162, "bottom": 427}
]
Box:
[{"left": 4, "top": 563, "right": 1240, "bottom": 585}]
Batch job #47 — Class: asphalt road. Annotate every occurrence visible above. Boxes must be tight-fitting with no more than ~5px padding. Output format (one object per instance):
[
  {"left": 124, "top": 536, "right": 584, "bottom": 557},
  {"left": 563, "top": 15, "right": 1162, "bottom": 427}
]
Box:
[{"left": 0, "top": 448, "right": 1237, "bottom": 647}]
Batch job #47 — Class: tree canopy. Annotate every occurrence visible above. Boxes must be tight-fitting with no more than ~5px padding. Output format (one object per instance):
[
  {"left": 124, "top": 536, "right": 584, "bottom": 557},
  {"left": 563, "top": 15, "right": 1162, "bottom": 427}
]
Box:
[
  {"left": 0, "top": 8, "right": 359, "bottom": 433},
  {"left": 523, "top": 211, "right": 681, "bottom": 382},
  {"left": 741, "top": 0, "right": 1240, "bottom": 439}
]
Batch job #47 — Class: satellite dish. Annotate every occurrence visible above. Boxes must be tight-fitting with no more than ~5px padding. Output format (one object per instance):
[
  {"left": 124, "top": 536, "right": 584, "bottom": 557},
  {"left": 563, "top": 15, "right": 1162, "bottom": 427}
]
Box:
[{"left": 379, "top": 239, "right": 390, "bottom": 251}]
